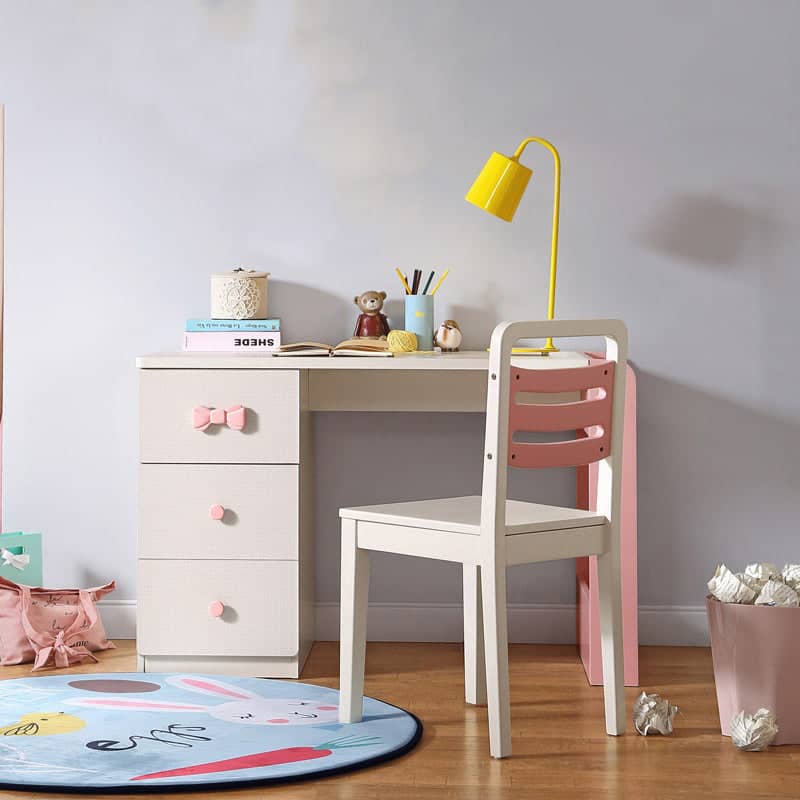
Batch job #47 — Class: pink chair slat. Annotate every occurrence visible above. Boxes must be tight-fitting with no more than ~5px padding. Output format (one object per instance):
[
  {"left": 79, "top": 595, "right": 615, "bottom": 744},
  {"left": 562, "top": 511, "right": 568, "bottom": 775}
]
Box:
[
  {"left": 509, "top": 430, "right": 610, "bottom": 469},
  {"left": 507, "top": 360, "right": 615, "bottom": 469},
  {"left": 510, "top": 395, "right": 612, "bottom": 433},
  {"left": 510, "top": 360, "right": 614, "bottom": 395}
]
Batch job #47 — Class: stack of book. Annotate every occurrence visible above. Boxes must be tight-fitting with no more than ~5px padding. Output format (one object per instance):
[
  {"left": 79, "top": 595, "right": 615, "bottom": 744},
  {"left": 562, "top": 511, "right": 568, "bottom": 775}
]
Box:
[{"left": 183, "top": 319, "right": 281, "bottom": 352}]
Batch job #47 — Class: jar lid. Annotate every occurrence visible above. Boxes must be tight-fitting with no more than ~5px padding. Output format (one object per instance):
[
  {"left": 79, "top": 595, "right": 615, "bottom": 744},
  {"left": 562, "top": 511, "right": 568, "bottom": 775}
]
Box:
[{"left": 212, "top": 270, "right": 270, "bottom": 279}]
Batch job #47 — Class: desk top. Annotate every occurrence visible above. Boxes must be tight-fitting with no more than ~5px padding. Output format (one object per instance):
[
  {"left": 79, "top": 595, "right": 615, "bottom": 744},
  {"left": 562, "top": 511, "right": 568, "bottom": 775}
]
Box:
[{"left": 137, "top": 350, "right": 589, "bottom": 370}]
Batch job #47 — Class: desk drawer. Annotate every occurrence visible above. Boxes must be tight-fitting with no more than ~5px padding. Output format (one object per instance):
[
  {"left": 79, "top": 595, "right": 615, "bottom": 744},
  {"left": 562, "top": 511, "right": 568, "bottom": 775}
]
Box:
[
  {"left": 140, "top": 369, "right": 299, "bottom": 464},
  {"left": 139, "top": 464, "right": 298, "bottom": 560},
  {"left": 137, "top": 560, "right": 298, "bottom": 657}
]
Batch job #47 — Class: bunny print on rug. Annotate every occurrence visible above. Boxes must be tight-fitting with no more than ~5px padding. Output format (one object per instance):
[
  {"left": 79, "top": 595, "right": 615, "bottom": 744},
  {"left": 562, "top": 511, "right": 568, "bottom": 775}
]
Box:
[
  {"left": 0, "top": 672, "right": 421, "bottom": 790},
  {"left": 65, "top": 675, "right": 339, "bottom": 727}
]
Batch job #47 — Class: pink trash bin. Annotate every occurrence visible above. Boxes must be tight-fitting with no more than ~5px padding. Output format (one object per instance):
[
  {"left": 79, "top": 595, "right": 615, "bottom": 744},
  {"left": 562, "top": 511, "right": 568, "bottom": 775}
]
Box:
[{"left": 707, "top": 596, "right": 800, "bottom": 745}]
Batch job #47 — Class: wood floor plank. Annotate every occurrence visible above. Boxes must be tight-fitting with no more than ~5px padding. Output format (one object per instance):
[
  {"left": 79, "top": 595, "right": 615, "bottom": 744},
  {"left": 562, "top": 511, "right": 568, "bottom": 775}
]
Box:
[{"left": 0, "top": 640, "right": 795, "bottom": 799}]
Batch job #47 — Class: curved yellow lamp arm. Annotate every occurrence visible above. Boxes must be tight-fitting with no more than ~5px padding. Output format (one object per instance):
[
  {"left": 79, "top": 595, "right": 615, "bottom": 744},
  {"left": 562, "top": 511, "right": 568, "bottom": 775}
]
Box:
[{"left": 513, "top": 137, "right": 561, "bottom": 352}]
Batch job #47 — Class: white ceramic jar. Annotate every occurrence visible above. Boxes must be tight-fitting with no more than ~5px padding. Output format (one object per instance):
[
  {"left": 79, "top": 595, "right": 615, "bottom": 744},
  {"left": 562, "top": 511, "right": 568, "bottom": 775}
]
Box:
[{"left": 210, "top": 270, "right": 269, "bottom": 319}]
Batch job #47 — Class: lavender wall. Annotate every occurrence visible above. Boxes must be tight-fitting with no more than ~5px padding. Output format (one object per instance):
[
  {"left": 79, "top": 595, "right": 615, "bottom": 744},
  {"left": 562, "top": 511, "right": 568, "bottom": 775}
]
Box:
[{"left": 1, "top": 0, "right": 797, "bottom": 643}]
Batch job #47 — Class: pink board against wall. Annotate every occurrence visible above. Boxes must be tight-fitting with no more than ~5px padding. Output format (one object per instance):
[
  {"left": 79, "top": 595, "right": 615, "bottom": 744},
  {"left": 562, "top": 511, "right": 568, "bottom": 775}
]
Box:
[{"left": 0, "top": 105, "right": 5, "bottom": 530}]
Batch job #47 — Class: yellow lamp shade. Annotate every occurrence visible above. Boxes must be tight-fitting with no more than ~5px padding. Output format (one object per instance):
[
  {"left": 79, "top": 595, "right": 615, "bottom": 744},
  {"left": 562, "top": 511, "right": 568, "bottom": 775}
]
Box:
[{"left": 465, "top": 151, "right": 532, "bottom": 222}]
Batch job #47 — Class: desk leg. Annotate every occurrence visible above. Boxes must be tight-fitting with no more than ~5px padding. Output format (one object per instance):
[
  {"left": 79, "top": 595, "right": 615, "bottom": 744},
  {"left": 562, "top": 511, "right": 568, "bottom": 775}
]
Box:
[{"left": 576, "top": 364, "right": 639, "bottom": 686}]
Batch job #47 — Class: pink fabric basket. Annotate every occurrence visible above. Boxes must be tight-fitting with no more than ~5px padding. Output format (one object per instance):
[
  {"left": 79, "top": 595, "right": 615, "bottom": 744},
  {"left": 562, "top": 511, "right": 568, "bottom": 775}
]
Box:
[
  {"left": 0, "top": 576, "right": 115, "bottom": 670},
  {"left": 707, "top": 596, "right": 800, "bottom": 745}
]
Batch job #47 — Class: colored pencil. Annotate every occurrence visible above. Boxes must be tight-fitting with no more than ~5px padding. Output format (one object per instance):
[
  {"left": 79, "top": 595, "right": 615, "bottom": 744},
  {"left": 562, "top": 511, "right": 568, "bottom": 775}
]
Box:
[
  {"left": 395, "top": 268, "right": 412, "bottom": 295},
  {"left": 429, "top": 268, "right": 450, "bottom": 296},
  {"left": 411, "top": 269, "right": 421, "bottom": 295},
  {"left": 422, "top": 271, "right": 435, "bottom": 295}
]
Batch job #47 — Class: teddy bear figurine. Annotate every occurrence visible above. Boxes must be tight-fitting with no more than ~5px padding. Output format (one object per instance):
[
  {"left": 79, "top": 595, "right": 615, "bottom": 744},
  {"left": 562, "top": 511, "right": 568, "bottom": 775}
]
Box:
[{"left": 353, "top": 290, "right": 391, "bottom": 339}]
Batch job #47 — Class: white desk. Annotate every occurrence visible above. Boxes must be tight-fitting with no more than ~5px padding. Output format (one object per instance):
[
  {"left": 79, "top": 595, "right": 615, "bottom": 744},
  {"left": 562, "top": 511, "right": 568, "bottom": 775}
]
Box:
[
  {"left": 139, "top": 350, "right": 587, "bottom": 412},
  {"left": 136, "top": 351, "right": 638, "bottom": 683}
]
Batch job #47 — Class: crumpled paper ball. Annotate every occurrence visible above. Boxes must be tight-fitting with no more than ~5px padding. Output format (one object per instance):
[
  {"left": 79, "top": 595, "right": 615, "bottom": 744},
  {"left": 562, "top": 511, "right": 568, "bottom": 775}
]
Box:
[
  {"left": 736, "top": 572, "right": 763, "bottom": 593},
  {"left": 708, "top": 564, "right": 757, "bottom": 604},
  {"left": 633, "top": 691, "right": 678, "bottom": 736},
  {"left": 754, "top": 578, "right": 799, "bottom": 607},
  {"left": 730, "top": 709, "right": 778, "bottom": 751},
  {"left": 781, "top": 563, "right": 800, "bottom": 589},
  {"left": 743, "top": 562, "right": 780, "bottom": 584},
  {"left": 708, "top": 563, "right": 800, "bottom": 605}
]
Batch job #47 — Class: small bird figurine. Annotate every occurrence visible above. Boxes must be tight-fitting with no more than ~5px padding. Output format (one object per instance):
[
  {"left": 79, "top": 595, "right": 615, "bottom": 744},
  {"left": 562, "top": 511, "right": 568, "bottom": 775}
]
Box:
[{"left": 435, "top": 320, "right": 462, "bottom": 352}]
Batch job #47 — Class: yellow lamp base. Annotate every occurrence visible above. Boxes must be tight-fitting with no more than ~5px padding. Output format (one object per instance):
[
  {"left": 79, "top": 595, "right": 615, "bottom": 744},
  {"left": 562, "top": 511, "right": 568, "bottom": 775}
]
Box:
[
  {"left": 511, "top": 347, "right": 558, "bottom": 356},
  {"left": 512, "top": 337, "right": 559, "bottom": 356},
  {"left": 487, "top": 340, "right": 559, "bottom": 355}
]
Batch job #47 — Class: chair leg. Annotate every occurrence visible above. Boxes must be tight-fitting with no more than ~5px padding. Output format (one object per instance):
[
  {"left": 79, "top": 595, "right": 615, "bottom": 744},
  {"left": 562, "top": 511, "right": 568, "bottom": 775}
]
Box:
[
  {"left": 339, "top": 518, "right": 370, "bottom": 724},
  {"left": 597, "top": 549, "right": 625, "bottom": 734},
  {"left": 481, "top": 561, "right": 512, "bottom": 758},
  {"left": 463, "top": 563, "right": 486, "bottom": 705}
]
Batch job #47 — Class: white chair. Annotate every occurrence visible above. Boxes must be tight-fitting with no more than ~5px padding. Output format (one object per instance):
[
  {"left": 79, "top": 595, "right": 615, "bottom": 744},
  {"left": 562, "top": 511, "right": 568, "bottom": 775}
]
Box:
[{"left": 338, "top": 319, "right": 627, "bottom": 758}]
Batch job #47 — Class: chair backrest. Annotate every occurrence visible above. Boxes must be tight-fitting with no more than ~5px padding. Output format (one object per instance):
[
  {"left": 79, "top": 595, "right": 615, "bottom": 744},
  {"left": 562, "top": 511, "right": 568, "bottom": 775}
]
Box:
[
  {"left": 507, "top": 358, "right": 615, "bottom": 469},
  {"left": 480, "top": 320, "right": 628, "bottom": 554}
]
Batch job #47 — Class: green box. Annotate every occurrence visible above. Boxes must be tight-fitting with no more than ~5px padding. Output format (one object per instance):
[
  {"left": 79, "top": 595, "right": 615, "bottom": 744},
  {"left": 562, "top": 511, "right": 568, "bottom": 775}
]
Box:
[{"left": 0, "top": 532, "right": 43, "bottom": 587}]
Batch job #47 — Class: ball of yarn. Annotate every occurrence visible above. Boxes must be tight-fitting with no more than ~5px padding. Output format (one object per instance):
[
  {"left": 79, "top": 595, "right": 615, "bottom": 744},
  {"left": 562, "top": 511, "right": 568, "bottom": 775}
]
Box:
[{"left": 387, "top": 329, "right": 418, "bottom": 353}]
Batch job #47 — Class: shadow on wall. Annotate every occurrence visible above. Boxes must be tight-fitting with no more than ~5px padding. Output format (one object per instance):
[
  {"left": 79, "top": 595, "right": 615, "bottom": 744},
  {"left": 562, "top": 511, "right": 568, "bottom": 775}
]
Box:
[
  {"left": 635, "top": 192, "right": 783, "bottom": 267},
  {"left": 450, "top": 291, "right": 503, "bottom": 348},
  {"left": 636, "top": 370, "right": 800, "bottom": 607},
  {"left": 383, "top": 297, "right": 404, "bottom": 333},
  {"left": 269, "top": 280, "right": 353, "bottom": 344}
]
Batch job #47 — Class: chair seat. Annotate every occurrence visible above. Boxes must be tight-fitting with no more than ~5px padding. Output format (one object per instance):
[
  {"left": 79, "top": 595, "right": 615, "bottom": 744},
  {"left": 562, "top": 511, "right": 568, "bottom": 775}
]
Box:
[{"left": 339, "top": 495, "right": 605, "bottom": 536}]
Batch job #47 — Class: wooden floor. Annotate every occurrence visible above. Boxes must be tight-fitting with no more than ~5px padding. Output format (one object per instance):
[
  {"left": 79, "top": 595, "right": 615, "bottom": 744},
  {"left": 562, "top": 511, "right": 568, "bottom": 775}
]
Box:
[{"left": 0, "top": 641, "right": 796, "bottom": 799}]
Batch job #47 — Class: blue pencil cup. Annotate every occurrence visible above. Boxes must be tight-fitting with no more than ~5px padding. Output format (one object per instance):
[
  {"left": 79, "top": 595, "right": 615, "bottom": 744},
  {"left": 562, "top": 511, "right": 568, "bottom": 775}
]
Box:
[{"left": 404, "top": 295, "right": 434, "bottom": 350}]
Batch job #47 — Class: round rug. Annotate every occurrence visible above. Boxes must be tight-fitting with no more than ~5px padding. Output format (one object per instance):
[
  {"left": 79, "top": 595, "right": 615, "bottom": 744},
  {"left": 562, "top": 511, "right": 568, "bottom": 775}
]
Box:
[{"left": 0, "top": 673, "right": 421, "bottom": 792}]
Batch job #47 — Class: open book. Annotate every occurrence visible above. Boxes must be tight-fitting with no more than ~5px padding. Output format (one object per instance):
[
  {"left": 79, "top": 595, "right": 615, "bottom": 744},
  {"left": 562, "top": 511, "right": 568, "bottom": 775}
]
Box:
[{"left": 277, "top": 338, "right": 393, "bottom": 357}]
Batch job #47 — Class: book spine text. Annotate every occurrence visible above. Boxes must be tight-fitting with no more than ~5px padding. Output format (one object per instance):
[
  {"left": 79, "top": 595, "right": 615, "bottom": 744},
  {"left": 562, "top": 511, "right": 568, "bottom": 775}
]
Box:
[
  {"left": 183, "top": 332, "right": 281, "bottom": 352},
  {"left": 186, "top": 318, "right": 281, "bottom": 332}
]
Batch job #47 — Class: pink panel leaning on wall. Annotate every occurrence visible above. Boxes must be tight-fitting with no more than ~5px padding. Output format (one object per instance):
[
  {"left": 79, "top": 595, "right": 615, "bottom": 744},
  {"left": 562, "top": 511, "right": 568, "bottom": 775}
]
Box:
[{"left": 1, "top": 104, "right": 5, "bottom": 529}]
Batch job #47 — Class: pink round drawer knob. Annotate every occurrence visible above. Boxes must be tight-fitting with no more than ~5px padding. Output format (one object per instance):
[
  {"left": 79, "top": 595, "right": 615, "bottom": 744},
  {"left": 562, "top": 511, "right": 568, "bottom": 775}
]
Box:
[
  {"left": 208, "top": 601, "right": 225, "bottom": 618},
  {"left": 209, "top": 504, "right": 225, "bottom": 521}
]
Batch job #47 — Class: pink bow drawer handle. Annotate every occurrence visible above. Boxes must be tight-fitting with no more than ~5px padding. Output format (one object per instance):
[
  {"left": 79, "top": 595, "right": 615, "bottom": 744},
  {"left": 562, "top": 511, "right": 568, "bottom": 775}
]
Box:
[
  {"left": 209, "top": 504, "right": 225, "bottom": 521},
  {"left": 192, "top": 404, "right": 247, "bottom": 432},
  {"left": 208, "top": 601, "right": 225, "bottom": 618}
]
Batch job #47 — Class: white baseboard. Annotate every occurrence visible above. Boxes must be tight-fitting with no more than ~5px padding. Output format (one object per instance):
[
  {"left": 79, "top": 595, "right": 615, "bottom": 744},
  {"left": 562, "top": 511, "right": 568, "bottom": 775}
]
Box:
[
  {"left": 101, "top": 600, "right": 710, "bottom": 647},
  {"left": 638, "top": 604, "right": 709, "bottom": 646},
  {"left": 98, "top": 600, "right": 138, "bottom": 640}
]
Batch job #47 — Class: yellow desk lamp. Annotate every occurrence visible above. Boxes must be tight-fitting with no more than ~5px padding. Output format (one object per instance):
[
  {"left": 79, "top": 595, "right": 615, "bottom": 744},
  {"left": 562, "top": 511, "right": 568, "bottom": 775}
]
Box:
[{"left": 466, "top": 137, "right": 561, "bottom": 354}]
